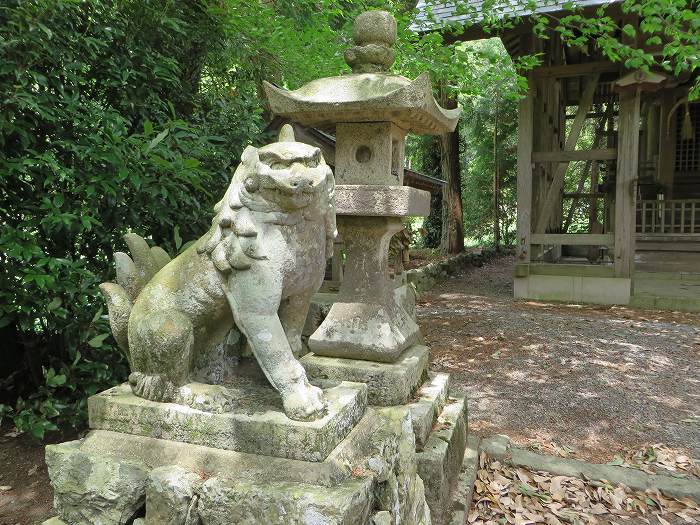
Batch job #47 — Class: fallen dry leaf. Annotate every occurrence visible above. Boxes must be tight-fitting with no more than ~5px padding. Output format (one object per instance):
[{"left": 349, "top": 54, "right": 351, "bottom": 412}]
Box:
[{"left": 468, "top": 453, "right": 700, "bottom": 525}]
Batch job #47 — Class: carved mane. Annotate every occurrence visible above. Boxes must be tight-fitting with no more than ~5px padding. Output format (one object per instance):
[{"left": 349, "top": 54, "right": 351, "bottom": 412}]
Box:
[{"left": 198, "top": 125, "right": 336, "bottom": 273}]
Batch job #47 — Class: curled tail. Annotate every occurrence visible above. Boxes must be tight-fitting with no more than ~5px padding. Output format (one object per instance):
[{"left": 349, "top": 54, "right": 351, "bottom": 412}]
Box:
[{"left": 99, "top": 233, "right": 172, "bottom": 357}]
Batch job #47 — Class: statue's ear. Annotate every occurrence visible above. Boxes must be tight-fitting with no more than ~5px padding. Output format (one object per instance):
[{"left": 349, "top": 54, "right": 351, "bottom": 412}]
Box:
[
  {"left": 241, "top": 145, "right": 259, "bottom": 167},
  {"left": 278, "top": 124, "right": 295, "bottom": 142}
]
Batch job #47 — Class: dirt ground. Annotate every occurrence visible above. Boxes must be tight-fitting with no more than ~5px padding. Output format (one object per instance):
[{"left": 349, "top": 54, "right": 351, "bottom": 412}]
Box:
[
  {"left": 0, "top": 428, "right": 80, "bottom": 525},
  {"left": 1, "top": 254, "right": 698, "bottom": 524},
  {"left": 417, "top": 254, "right": 700, "bottom": 464}
]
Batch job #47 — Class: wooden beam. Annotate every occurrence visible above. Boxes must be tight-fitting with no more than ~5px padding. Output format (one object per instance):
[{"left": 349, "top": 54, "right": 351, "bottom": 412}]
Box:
[
  {"left": 535, "top": 74, "right": 600, "bottom": 233},
  {"left": 532, "top": 148, "right": 617, "bottom": 162},
  {"left": 516, "top": 74, "right": 534, "bottom": 263},
  {"left": 533, "top": 62, "right": 620, "bottom": 79},
  {"left": 614, "top": 89, "right": 641, "bottom": 278},
  {"left": 531, "top": 233, "right": 614, "bottom": 246}
]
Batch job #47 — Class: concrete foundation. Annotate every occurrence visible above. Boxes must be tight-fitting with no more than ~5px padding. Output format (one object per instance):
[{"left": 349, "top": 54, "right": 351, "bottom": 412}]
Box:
[{"left": 514, "top": 265, "right": 632, "bottom": 305}]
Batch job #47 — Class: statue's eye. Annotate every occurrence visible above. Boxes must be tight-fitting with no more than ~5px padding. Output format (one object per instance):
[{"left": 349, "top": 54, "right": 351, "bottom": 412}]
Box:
[{"left": 270, "top": 161, "right": 286, "bottom": 170}]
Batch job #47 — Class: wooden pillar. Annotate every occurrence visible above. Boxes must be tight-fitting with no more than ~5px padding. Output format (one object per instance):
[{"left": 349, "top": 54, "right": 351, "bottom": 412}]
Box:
[
  {"left": 658, "top": 91, "right": 677, "bottom": 198},
  {"left": 614, "top": 88, "right": 641, "bottom": 278},
  {"left": 517, "top": 75, "right": 534, "bottom": 263}
]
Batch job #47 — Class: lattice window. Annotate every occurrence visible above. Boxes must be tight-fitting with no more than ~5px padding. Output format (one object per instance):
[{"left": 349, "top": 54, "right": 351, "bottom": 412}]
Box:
[{"left": 675, "top": 102, "right": 699, "bottom": 176}]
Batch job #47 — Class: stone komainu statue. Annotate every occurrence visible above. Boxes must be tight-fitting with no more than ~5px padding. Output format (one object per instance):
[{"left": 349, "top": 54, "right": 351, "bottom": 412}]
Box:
[{"left": 99, "top": 125, "right": 336, "bottom": 421}]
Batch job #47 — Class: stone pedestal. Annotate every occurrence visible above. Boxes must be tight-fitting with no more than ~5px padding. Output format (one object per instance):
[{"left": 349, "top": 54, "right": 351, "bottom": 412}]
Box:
[
  {"left": 309, "top": 186, "right": 430, "bottom": 362},
  {"left": 89, "top": 378, "right": 366, "bottom": 462},
  {"left": 44, "top": 390, "right": 432, "bottom": 525}
]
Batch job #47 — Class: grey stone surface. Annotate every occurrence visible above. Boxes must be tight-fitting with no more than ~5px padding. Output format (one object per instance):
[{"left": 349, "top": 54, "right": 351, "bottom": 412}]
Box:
[
  {"left": 334, "top": 185, "right": 430, "bottom": 217},
  {"left": 408, "top": 372, "right": 450, "bottom": 450},
  {"left": 100, "top": 127, "right": 337, "bottom": 421},
  {"left": 80, "top": 430, "right": 345, "bottom": 487},
  {"left": 406, "top": 252, "right": 490, "bottom": 293},
  {"left": 301, "top": 345, "right": 429, "bottom": 406},
  {"left": 370, "top": 510, "right": 393, "bottom": 525},
  {"left": 510, "top": 447, "right": 700, "bottom": 502},
  {"left": 345, "top": 10, "right": 397, "bottom": 73},
  {"left": 335, "top": 123, "right": 406, "bottom": 186},
  {"left": 47, "top": 405, "right": 434, "bottom": 524},
  {"left": 45, "top": 440, "right": 148, "bottom": 525},
  {"left": 448, "top": 435, "right": 481, "bottom": 525},
  {"left": 264, "top": 73, "right": 460, "bottom": 135},
  {"left": 197, "top": 476, "right": 374, "bottom": 525},
  {"left": 145, "top": 465, "right": 200, "bottom": 525},
  {"left": 480, "top": 434, "right": 510, "bottom": 460},
  {"left": 41, "top": 519, "right": 67, "bottom": 525},
  {"left": 416, "top": 397, "right": 468, "bottom": 525},
  {"left": 88, "top": 379, "right": 367, "bottom": 462},
  {"left": 309, "top": 216, "right": 421, "bottom": 363}
]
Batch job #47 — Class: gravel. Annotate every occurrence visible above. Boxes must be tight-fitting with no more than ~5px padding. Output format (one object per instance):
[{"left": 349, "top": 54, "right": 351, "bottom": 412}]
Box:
[{"left": 416, "top": 255, "right": 700, "bottom": 463}]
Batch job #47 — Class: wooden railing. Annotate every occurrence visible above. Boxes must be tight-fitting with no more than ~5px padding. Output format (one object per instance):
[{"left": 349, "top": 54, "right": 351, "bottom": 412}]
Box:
[{"left": 637, "top": 199, "right": 700, "bottom": 234}]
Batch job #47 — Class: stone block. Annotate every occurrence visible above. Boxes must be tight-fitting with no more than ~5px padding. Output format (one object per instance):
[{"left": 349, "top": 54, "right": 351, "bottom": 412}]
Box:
[
  {"left": 416, "top": 397, "right": 468, "bottom": 525},
  {"left": 301, "top": 345, "right": 428, "bottom": 406},
  {"left": 45, "top": 440, "right": 148, "bottom": 525},
  {"left": 481, "top": 434, "right": 511, "bottom": 460},
  {"left": 145, "top": 465, "right": 200, "bottom": 525},
  {"left": 80, "top": 430, "right": 345, "bottom": 487},
  {"left": 447, "top": 434, "right": 481, "bottom": 525},
  {"left": 370, "top": 510, "right": 393, "bottom": 525},
  {"left": 197, "top": 476, "right": 374, "bottom": 525},
  {"left": 309, "top": 299, "right": 421, "bottom": 362},
  {"left": 335, "top": 184, "right": 430, "bottom": 217},
  {"left": 407, "top": 372, "right": 450, "bottom": 450},
  {"left": 46, "top": 404, "right": 433, "bottom": 525},
  {"left": 88, "top": 380, "right": 367, "bottom": 462}
]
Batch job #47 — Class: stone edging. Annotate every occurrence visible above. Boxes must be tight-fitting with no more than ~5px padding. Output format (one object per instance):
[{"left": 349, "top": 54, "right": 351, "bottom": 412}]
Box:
[
  {"left": 406, "top": 248, "right": 507, "bottom": 294},
  {"left": 451, "top": 434, "right": 700, "bottom": 522}
]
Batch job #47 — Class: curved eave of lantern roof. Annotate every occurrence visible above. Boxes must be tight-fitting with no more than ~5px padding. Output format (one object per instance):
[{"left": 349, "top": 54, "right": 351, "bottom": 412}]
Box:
[{"left": 263, "top": 72, "right": 460, "bottom": 135}]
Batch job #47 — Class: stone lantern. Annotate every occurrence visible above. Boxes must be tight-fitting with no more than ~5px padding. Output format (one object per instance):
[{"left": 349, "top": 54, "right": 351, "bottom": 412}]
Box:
[{"left": 264, "top": 10, "right": 459, "bottom": 363}]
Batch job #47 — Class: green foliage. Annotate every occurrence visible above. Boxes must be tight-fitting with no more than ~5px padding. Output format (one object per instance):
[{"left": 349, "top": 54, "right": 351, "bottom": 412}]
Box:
[
  {"left": 459, "top": 39, "right": 519, "bottom": 246},
  {"left": 0, "top": 0, "right": 234, "bottom": 436},
  {"left": 421, "top": 0, "right": 700, "bottom": 99}
]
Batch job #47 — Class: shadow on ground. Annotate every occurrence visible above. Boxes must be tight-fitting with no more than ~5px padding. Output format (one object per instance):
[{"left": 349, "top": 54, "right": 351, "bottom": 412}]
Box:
[{"left": 417, "top": 254, "right": 700, "bottom": 463}]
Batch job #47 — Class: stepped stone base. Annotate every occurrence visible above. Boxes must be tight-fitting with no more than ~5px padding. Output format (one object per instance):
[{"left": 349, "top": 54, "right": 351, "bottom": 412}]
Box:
[
  {"left": 408, "top": 372, "right": 450, "bottom": 450},
  {"left": 417, "top": 397, "right": 468, "bottom": 525},
  {"left": 89, "top": 377, "right": 366, "bottom": 462},
  {"left": 45, "top": 401, "right": 432, "bottom": 525},
  {"left": 301, "top": 344, "right": 429, "bottom": 406}
]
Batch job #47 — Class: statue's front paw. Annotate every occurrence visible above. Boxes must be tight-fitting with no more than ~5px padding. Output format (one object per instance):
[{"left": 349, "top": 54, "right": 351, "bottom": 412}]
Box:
[
  {"left": 176, "top": 384, "right": 236, "bottom": 414},
  {"left": 282, "top": 381, "right": 327, "bottom": 422}
]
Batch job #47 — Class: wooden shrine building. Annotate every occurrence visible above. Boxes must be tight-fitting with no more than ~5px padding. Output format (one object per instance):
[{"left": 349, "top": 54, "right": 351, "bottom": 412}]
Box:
[{"left": 418, "top": 0, "right": 700, "bottom": 311}]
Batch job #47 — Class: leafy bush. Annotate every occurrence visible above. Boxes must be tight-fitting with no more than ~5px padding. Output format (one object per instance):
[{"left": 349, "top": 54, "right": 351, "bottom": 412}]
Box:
[{"left": 0, "top": 0, "right": 237, "bottom": 437}]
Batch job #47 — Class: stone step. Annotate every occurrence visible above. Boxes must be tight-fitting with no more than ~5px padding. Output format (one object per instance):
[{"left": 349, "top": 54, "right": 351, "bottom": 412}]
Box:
[
  {"left": 407, "top": 372, "right": 450, "bottom": 450},
  {"left": 301, "top": 344, "right": 429, "bottom": 406},
  {"left": 88, "top": 380, "right": 367, "bottom": 462},
  {"left": 45, "top": 406, "right": 432, "bottom": 525},
  {"left": 416, "top": 396, "right": 468, "bottom": 525}
]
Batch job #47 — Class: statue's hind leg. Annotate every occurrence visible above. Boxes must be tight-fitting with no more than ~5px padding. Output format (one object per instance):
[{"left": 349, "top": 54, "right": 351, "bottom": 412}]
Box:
[
  {"left": 129, "top": 310, "right": 234, "bottom": 412},
  {"left": 129, "top": 310, "right": 193, "bottom": 403}
]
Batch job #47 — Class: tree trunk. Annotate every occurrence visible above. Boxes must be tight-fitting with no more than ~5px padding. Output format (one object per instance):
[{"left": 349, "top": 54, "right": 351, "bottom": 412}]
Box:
[
  {"left": 493, "top": 99, "right": 501, "bottom": 251},
  {"left": 439, "top": 93, "right": 465, "bottom": 255}
]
